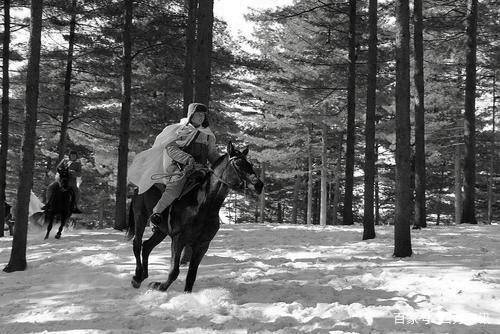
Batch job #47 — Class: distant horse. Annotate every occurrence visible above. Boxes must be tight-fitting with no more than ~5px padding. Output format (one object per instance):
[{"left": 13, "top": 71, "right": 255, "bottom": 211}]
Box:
[
  {"left": 127, "top": 142, "right": 263, "bottom": 292},
  {"left": 3, "top": 202, "right": 13, "bottom": 236},
  {"left": 44, "top": 166, "right": 73, "bottom": 240}
]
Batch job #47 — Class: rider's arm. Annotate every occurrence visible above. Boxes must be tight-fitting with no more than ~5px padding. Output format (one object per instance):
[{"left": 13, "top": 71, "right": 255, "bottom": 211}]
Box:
[
  {"left": 55, "top": 159, "right": 67, "bottom": 171},
  {"left": 165, "top": 143, "right": 194, "bottom": 166}
]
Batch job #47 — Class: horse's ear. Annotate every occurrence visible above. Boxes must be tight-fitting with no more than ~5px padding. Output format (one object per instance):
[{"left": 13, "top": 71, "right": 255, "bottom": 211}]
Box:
[
  {"left": 242, "top": 146, "right": 249, "bottom": 156},
  {"left": 227, "top": 142, "right": 235, "bottom": 156}
]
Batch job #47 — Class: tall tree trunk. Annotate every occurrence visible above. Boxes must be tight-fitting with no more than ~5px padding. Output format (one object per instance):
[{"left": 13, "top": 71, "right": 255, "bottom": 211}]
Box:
[
  {"left": 313, "top": 180, "right": 320, "bottom": 225},
  {"left": 258, "top": 163, "right": 265, "bottom": 224},
  {"left": 375, "top": 143, "right": 380, "bottom": 225},
  {"left": 454, "top": 145, "right": 462, "bottom": 225},
  {"left": 3, "top": 0, "right": 43, "bottom": 272},
  {"left": 277, "top": 202, "right": 283, "bottom": 224},
  {"left": 393, "top": 0, "right": 412, "bottom": 258},
  {"left": 461, "top": 0, "right": 478, "bottom": 224},
  {"left": 291, "top": 174, "right": 300, "bottom": 224},
  {"left": 193, "top": 0, "right": 213, "bottom": 106},
  {"left": 343, "top": 0, "right": 357, "bottom": 225},
  {"left": 363, "top": 0, "right": 377, "bottom": 239},
  {"left": 0, "top": 0, "right": 11, "bottom": 238},
  {"left": 320, "top": 123, "right": 328, "bottom": 226},
  {"left": 413, "top": 0, "right": 426, "bottom": 229},
  {"left": 487, "top": 73, "right": 496, "bottom": 224},
  {"left": 307, "top": 126, "right": 313, "bottom": 225},
  {"left": 183, "top": 0, "right": 197, "bottom": 113},
  {"left": 436, "top": 163, "right": 445, "bottom": 225},
  {"left": 114, "top": 0, "right": 133, "bottom": 230},
  {"left": 57, "top": 0, "right": 77, "bottom": 161},
  {"left": 332, "top": 133, "right": 342, "bottom": 225}
]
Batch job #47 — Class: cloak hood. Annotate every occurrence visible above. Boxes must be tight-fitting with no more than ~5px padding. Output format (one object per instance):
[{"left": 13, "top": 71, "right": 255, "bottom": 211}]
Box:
[{"left": 184, "top": 103, "right": 208, "bottom": 126}]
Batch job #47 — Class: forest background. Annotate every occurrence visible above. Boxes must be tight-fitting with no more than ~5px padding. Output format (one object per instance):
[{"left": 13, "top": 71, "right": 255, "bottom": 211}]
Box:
[{"left": 0, "top": 0, "right": 498, "bottom": 234}]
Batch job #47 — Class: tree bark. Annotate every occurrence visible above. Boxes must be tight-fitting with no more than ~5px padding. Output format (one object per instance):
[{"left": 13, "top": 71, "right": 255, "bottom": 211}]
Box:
[
  {"left": 258, "top": 162, "right": 265, "bottom": 224},
  {"left": 413, "top": 0, "right": 426, "bottom": 229},
  {"left": 0, "top": 0, "right": 11, "bottom": 238},
  {"left": 320, "top": 123, "right": 328, "bottom": 226},
  {"left": 313, "top": 180, "right": 320, "bottom": 225},
  {"left": 461, "top": 0, "right": 478, "bottom": 224},
  {"left": 306, "top": 126, "right": 313, "bottom": 225},
  {"left": 4, "top": 0, "right": 43, "bottom": 272},
  {"left": 454, "top": 144, "right": 462, "bottom": 225},
  {"left": 277, "top": 202, "right": 283, "bottom": 224},
  {"left": 487, "top": 73, "right": 496, "bottom": 224},
  {"left": 332, "top": 133, "right": 342, "bottom": 225},
  {"left": 183, "top": 0, "right": 197, "bottom": 113},
  {"left": 291, "top": 174, "right": 300, "bottom": 224},
  {"left": 363, "top": 0, "right": 377, "bottom": 239},
  {"left": 57, "top": 0, "right": 77, "bottom": 161},
  {"left": 343, "top": 0, "right": 357, "bottom": 225},
  {"left": 114, "top": 0, "right": 133, "bottom": 230},
  {"left": 375, "top": 143, "right": 380, "bottom": 225},
  {"left": 393, "top": 0, "right": 412, "bottom": 257},
  {"left": 193, "top": 0, "right": 213, "bottom": 106}
]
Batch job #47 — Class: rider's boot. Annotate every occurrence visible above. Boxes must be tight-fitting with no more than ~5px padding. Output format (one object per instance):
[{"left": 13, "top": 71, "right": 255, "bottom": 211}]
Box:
[{"left": 149, "top": 191, "right": 177, "bottom": 232}]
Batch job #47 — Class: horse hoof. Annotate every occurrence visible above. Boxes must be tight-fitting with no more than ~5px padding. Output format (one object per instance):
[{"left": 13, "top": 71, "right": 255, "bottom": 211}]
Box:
[
  {"left": 148, "top": 282, "right": 167, "bottom": 291},
  {"left": 131, "top": 279, "right": 141, "bottom": 289},
  {"left": 55, "top": 234, "right": 61, "bottom": 239}
]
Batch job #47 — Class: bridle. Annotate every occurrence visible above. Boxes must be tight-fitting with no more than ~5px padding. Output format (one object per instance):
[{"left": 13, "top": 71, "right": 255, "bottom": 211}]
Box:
[{"left": 211, "top": 155, "right": 247, "bottom": 190}]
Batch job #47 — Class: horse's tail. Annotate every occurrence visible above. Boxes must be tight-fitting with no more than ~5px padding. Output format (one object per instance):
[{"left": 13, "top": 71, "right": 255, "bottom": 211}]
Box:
[{"left": 126, "top": 197, "right": 135, "bottom": 240}]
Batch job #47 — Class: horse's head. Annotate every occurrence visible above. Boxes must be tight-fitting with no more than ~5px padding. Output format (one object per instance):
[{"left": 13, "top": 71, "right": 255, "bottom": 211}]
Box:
[
  {"left": 57, "top": 166, "right": 70, "bottom": 190},
  {"left": 221, "top": 142, "right": 264, "bottom": 194}
]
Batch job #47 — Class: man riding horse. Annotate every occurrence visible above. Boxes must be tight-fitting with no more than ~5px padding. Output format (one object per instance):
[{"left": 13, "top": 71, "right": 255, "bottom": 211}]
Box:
[
  {"left": 42, "top": 150, "right": 82, "bottom": 213},
  {"left": 128, "top": 103, "right": 218, "bottom": 231}
]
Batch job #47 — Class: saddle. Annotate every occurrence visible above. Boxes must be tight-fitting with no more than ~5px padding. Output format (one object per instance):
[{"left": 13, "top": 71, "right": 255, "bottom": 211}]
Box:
[{"left": 153, "top": 168, "right": 210, "bottom": 235}]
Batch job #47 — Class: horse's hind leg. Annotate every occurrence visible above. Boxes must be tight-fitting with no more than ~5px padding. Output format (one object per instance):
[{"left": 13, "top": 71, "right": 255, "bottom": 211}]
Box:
[
  {"left": 55, "top": 215, "right": 68, "bottom": 239},
  {"left": 141, "top": 229, "right": 167, "bottom": 281},
  {"left": 149, "top": 236, "right": 184, "bottom": 292},
  {"left": 44, "top": 214, "right": 54, "bottom": 240},
  {"left": 184, "top": 241, "right": 210, "bottom": 293}
]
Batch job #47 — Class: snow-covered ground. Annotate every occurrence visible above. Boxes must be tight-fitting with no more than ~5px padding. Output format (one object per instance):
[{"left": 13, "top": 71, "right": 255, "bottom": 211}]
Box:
[{"left": 1, "top": 223, "right": 499, "bottom": 333}]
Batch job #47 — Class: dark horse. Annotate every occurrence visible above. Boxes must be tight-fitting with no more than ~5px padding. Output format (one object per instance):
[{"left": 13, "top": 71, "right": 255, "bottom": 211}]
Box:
[
  {"left": 44, "top": 166, "right": 73, "bottom": 240},
  {"left": 127, "top": 142, "right": 263, "bottom": 292},
  {"left": 3, "top": 202, "right": 13, "bottom": 236}
]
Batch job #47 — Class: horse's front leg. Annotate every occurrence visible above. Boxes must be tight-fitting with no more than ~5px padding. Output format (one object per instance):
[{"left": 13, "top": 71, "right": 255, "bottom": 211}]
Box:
[
  {"left": 184, "top": 241, "right": 210, "bottom": 293},
  {"left": 44, "top": 213, "right": 54, "bottom": 240},
  {"left": 55, "top": 214, "right": 69, "bottom": 239},
  {"left": 141, "top": 229, "right": 167, "bottom": 280},
  {"left": 149, "top": 236, "right": 184, "bottom": 292},
  {"left": 131, "top": 231, "right": 144, "bottom": 288}
]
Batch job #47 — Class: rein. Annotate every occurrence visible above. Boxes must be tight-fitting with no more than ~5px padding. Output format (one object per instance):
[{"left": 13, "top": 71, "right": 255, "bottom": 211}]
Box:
[
  {"left": 150, "top": 155, "right": 246, "bottom": 189},
  {"left": 211, "top": 156, "right": 246, "bottom": 190}
]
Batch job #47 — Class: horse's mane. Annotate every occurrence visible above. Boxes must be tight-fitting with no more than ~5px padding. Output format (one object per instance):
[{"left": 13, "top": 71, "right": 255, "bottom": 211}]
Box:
[{"left": 211, "top": 153, "right": 228, "bottom": 169}]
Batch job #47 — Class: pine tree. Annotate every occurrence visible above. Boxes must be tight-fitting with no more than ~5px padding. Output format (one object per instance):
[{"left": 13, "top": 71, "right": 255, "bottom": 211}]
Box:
[
  {"left": 57, "top": 0, "right": 78, "bottom": 161},
  {"left": 4, "top": 0, "right": 44, "bottom": 272},
  {"left": 343, "top": 0, "right": 357, "bottom": 226},
  {"left": 362, "top": 0, "right": 377, "bottom": 240},
  {"left": 461, "top": 0, "right": 478, "bottom": 224},
  {"left": 0, "top": 0, "right": 11, "bottom": 237},
  {"left": 393, "top": 0, "right": 412, "bottom": 258},
  {"left": 183, "top": 0, "right": 197, "bottom": 113},
  {"left": 114, "top": 0, "right": 133, "bottom": 230},
  {"left": 413, "top": 0, "right": 426, "bottom": 229},
  {"left": 194, "top": 0, "right": 214, "bottom": 105}
]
